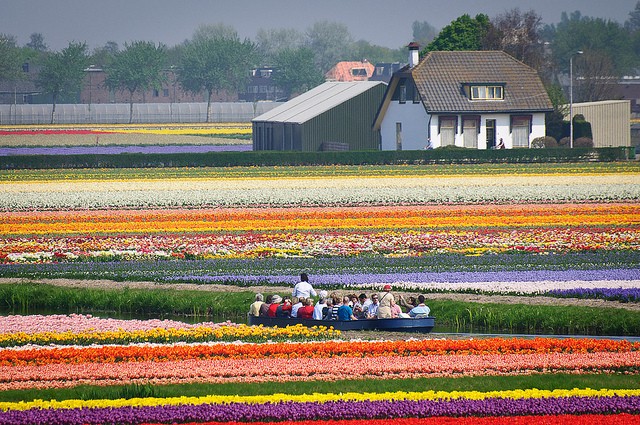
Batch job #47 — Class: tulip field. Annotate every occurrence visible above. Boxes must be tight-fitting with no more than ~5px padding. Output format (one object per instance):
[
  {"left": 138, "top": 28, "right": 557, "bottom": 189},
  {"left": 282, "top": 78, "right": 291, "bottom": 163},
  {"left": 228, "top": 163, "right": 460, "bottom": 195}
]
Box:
[{"left": 0, "top": 158, "right": 639, "bottom": 424}]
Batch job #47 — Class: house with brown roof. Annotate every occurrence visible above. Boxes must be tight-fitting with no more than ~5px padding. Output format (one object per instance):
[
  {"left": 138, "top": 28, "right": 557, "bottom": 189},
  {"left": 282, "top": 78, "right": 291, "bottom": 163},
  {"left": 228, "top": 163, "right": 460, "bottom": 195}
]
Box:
[
  {"left": 373, "top": 47, "right": 553, "bottom": 150},
  {"left": 325, "top": 60, "right": 374, "bottom": 82}
]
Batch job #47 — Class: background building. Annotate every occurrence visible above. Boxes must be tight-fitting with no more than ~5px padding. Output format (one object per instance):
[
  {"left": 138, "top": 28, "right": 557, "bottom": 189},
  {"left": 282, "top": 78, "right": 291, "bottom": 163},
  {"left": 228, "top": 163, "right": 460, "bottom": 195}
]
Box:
[{"left": 252, "top": 81, "right": 386, "bottom": 151}]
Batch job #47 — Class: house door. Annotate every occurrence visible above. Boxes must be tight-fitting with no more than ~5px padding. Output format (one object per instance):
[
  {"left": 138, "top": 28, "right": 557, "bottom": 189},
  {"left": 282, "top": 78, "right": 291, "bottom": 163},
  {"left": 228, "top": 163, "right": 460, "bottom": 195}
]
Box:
[
  {"left": 485, "top": 119, "right": 496, "bottom": 149},
  {"left": 463, "top": 118, "right": 478, "bottom": 148},
  {"left": 440, "top": 117, "right": 456, "bottom": 146},
  {"left": 395, "top": 122, "right": 402, "bottom": 150},
  {"left": 512, "top": 116, "right": 531, "bottom": 148}
]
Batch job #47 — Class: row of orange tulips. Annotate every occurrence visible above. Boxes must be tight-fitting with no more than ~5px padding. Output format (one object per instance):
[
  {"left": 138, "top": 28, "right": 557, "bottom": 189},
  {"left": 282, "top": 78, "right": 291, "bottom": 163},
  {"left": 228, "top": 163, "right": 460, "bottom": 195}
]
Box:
[
  {"left": 2, "top": 203, "right": 638, "bottom": 235},
  {"left": 2, "top": 337, "right": 638, "bottom": 366}
]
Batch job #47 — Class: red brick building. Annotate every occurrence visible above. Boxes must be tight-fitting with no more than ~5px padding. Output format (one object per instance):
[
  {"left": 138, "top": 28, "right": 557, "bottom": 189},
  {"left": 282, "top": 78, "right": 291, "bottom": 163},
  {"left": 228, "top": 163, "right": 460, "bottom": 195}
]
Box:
[{"left": 79, "top": 68, "right": 237, "bottom": 105}]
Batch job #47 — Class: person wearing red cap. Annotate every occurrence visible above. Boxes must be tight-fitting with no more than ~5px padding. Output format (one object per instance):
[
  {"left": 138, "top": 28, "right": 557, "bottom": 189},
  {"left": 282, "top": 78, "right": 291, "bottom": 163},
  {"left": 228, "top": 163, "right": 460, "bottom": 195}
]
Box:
[{"left": 377, "top": 284, "right": 396, "bottom": 319}]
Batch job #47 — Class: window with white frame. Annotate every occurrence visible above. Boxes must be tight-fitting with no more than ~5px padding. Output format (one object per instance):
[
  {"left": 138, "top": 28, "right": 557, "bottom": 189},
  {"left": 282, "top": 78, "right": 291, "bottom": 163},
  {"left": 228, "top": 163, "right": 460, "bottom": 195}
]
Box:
[{"left": 471, "top": 85, "right": 504, "bottom": 100}]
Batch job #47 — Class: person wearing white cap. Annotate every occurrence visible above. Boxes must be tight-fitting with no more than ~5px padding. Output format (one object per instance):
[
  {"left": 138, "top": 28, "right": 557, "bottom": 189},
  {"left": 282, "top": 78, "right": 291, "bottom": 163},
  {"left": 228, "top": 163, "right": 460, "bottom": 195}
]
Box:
[
  {"left": 313, "top": 290, "right": 329, "bottom": 320},
  {"left": 267, "top": 294, "right": 282, "bottom": 317},
  {"left": 292, "top": 272, "right": 317, "bottom": 299}
]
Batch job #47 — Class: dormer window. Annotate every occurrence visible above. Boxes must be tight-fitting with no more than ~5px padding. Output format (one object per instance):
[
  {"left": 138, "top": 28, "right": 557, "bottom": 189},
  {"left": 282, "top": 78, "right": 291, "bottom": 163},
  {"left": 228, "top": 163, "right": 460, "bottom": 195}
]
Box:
[
  {"left": 351, "top": 68, "right": 367, "bottom": 76},
  {"left": 471, "top": 85, "right": 504, "bottom": 100},
  {"left": 399, "top": 85, "right": 407, "bottom": 103}
]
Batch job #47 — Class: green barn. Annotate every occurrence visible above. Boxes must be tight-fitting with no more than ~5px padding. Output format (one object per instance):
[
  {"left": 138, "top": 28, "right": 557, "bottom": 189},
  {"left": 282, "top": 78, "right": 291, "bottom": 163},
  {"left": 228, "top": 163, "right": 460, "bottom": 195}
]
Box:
[{"left": 252, "top": 81, "right": 386, "bottom": 151}]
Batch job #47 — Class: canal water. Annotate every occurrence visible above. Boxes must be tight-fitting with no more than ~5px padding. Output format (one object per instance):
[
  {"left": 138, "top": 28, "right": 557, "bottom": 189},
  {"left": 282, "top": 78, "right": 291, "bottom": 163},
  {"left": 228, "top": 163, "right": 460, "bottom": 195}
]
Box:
[{"left": 6, "top": 309, "right": 637, "bottom": 341}]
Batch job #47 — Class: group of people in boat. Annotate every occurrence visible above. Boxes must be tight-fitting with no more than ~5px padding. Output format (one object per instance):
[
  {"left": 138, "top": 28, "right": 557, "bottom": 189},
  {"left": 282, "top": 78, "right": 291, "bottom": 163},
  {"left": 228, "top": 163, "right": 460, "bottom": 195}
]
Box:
[{"left": 248, "top": 273, "right": 431, "bottom": 321}]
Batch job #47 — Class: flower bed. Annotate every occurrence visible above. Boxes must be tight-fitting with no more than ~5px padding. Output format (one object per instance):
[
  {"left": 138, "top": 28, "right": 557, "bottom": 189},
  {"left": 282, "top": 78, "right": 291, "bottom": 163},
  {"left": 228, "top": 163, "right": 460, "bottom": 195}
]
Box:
[
  {"left": 0, "top": 123, "right": 251, "bottom": 136},
  {"left": 0, "top": 315, "right": 638, "bottom": 422},
  {"left": 1, "top": 174, "right": 639, "bottom": 211},
  {"left": 0, "top": 164, "right": 638, "bottom": 423}
]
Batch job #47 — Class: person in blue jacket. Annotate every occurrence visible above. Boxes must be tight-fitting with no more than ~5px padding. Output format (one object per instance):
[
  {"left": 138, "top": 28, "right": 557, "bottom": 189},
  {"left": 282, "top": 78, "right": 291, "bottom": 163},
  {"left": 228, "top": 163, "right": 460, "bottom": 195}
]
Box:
[{"left": 337, "top": 296, "right": 357, "bottom": 320}]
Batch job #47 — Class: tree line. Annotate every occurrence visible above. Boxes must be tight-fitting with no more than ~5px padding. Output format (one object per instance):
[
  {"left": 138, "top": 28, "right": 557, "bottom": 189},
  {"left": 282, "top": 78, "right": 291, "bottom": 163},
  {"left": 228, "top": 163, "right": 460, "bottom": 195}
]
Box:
[{"left": 1, "top": 4, "right": 639, "bottom": 124}]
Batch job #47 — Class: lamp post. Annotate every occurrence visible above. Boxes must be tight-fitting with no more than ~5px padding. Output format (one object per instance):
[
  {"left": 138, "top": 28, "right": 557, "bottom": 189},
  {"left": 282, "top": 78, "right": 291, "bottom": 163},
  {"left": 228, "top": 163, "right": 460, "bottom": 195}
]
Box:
[
  {"left": 83, "top": 64, "right": 97, "bottom": 116},
  {"left": 569, "top": 51, "right": 583, "bottom": 148}
]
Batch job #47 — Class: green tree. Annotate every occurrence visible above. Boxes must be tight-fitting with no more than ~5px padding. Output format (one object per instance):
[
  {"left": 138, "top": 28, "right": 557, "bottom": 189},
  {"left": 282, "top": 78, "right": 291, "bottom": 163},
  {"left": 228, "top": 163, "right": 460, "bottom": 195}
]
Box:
[
  {"left": 178, "top": 34, "right": 256, "bottom": 122},
  {"left": 544, "top": 83, "right": 568, "bottom": 141},
  {"left": 412, "top": 21, "right": 438, "bottom": 47},
  {"left": 626, "top": 1, "right": 640, "bottom": 31},
  {"left": 26, "top": 32, "right": 47, "bottom": 52},
  {"left": 551, "top": 11, "right": 636, "bottom": 75},
  {"left": 35, "top": 42, "right": 88, "bottom": 123},
  {"left": 105, "top": 41, "right": 167, "bottom": 123},
  {"left": 424, "top": 14, "right": 492, "bottom": 52},
  {"left": 90, "top": 41, "right": 119, "bottom": 68},
  {"left": 271, "top": 47, "right": 324, "bottom": 99},
  {"left": 255, "top": 28, "right": 304, "bottom": 65},
  {"left": 350, "top": 40, "right": 405, "bottom": 64},
  {"left": 305, "top": 21, "right": 353, "bottom": 74},
  {"left": 192, "top": 23, "right": 239, "bottom": 43},
  {"left": 0, "top": 34, "right": 23, "bottom": 81}
]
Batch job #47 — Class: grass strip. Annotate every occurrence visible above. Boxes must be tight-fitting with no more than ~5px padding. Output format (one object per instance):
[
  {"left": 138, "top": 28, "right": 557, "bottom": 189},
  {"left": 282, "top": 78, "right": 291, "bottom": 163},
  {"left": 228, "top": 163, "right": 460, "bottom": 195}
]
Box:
[
  {"left": 0, "top": 283, "right": 638, "bottom": 336},
  {"left": 0, "top": 283, "right": 252, "bottom": 318},
  {"left": 1, "top": 162, "right": 638, "bottom": 182},
  {"left": 0, "top": 373, "right": 638, "bottom": 403}
]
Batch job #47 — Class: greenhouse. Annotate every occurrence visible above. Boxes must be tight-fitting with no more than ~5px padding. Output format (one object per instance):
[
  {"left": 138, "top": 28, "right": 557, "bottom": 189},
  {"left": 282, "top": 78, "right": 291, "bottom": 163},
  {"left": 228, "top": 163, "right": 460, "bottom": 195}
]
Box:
[{"left": 0, "top": 102, "right": 281, "bottom": 124}]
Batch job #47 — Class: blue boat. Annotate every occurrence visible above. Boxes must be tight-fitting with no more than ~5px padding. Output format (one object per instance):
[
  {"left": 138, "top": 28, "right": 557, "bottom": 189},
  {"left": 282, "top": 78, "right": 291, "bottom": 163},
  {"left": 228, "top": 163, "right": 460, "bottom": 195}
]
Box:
[{"left": 248, "top": 314, "right": 435, "bottom": 333}]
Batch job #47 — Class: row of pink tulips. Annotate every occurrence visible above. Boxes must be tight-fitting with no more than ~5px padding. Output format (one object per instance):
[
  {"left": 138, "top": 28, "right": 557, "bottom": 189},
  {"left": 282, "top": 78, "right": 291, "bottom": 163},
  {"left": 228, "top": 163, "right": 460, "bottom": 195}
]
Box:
[{"left": 3, "top": 351, "right": 638, "bottom": 391}]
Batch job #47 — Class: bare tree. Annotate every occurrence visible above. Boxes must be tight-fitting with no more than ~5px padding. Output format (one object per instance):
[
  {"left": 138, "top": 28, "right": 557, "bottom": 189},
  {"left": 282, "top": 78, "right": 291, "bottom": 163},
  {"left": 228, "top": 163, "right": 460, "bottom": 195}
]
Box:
[
  {"left": 490, "top": 9, "right": 545, "bottom": 71},
  {"left": 573, "top": 51, "right": 619, "bottom": 102}
]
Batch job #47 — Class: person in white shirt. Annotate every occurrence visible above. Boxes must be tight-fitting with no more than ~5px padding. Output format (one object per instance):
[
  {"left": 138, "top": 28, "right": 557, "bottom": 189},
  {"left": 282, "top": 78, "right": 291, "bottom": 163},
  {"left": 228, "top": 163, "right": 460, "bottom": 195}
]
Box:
[
  {"left": 313, "top": 290, "right": 328, "bottom": 320},
  {"left": 292, "top": 272, "right": 317, "bottom": 299},
  {"left": 365, "top": 294, "right": 379, "bottom": 319},
  {"left": 353, "top": 293, "right": 371, "bottom": 319}
]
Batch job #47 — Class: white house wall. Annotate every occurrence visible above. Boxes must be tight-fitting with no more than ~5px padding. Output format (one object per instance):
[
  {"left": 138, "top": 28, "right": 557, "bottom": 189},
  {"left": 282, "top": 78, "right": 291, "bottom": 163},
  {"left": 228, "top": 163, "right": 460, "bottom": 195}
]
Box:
[
  {"left": 380, "top": 102, "right": 430, "bottom": 150},
  {"left": 381, "top": 102, "right": 546, "bottom": 150}
]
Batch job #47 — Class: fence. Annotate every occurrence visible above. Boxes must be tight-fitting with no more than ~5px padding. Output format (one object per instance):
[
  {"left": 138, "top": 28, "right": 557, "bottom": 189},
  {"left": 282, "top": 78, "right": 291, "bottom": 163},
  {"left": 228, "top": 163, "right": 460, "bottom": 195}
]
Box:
[{"left": 0, "top": 102, "right": 282, "bottom": 125}]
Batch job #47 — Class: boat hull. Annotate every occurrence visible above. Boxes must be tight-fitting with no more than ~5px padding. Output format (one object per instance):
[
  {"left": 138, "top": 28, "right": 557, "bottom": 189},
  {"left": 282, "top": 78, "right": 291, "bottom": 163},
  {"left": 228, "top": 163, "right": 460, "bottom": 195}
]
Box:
[{"left": 248, "top": 315, "right": 435, "bottom": 333}]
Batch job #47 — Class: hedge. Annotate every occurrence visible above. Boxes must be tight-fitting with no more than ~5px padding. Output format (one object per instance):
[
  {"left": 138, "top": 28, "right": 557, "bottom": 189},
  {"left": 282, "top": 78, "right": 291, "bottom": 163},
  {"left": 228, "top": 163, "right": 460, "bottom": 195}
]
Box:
[{"left": 0, "top": 147, "right": 634, "bottom": 170}]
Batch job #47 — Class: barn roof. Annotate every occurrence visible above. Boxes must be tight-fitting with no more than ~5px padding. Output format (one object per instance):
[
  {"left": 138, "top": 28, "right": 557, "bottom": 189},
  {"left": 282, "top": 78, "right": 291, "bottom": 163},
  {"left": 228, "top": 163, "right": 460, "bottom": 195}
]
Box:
[{"left": 252, "top": 81, "right": 386, "bottom": 124}]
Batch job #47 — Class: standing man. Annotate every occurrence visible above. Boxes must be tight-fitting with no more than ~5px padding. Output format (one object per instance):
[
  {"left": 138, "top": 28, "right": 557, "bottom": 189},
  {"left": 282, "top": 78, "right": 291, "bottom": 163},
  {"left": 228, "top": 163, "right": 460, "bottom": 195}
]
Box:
[
  {"left": 292, "top": 272, "right": 317, "bottom": 299},
  {"left": 377, "top": 284, "right": 396, "bottom": 319}
]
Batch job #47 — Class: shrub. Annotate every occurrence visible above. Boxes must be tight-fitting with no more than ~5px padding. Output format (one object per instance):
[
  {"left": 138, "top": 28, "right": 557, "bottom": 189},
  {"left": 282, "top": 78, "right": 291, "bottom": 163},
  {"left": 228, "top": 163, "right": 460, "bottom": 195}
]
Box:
[
  {"left": 531, "top": 136, "right": 558, "bottom": 149},
  {"left": 558, "top": 137, "right": 571, "bottom": 148},
  {"left": 574, "top": 137, "right": 594, "bottom": 148}
]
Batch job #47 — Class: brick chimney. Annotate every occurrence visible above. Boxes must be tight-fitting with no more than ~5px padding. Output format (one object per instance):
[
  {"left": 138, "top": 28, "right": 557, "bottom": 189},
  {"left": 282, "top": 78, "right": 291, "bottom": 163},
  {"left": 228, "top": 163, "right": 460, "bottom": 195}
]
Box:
[{"left": 408, "top": 42, "right": 420, "bottom": 68}]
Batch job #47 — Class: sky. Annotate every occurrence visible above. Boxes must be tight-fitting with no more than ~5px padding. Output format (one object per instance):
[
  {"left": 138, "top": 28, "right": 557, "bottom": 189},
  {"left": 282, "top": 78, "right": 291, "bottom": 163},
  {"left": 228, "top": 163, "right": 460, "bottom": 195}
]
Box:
[{"left": 1, "top": 0, "right": 637, "bottom": 52}]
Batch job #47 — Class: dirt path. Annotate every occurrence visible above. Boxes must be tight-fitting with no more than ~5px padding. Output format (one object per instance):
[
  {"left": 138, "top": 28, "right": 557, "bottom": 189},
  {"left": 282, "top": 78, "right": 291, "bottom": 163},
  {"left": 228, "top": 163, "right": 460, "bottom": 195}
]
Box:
[{"left": 1, "top": 277, "right": 638, "bottom": 312}]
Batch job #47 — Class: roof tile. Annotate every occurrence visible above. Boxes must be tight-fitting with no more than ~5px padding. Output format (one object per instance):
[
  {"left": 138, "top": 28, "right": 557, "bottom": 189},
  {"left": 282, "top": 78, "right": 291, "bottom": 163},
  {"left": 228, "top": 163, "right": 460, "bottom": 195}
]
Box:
[{"left": 411, "top": 51, "right": 552, "bottom": 113}]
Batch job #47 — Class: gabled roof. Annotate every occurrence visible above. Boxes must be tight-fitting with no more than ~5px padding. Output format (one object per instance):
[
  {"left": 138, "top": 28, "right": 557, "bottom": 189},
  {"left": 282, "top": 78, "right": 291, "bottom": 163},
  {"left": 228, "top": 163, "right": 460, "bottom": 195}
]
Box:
[
  {"left": 253, "top": 81, "right": 385, "bottom": 124},
  {"left": 325, "top": 61, "right": 375, "bottom": 82},
  {"left": 411, "top": 50, "right": 553, "bottom": 113}
]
